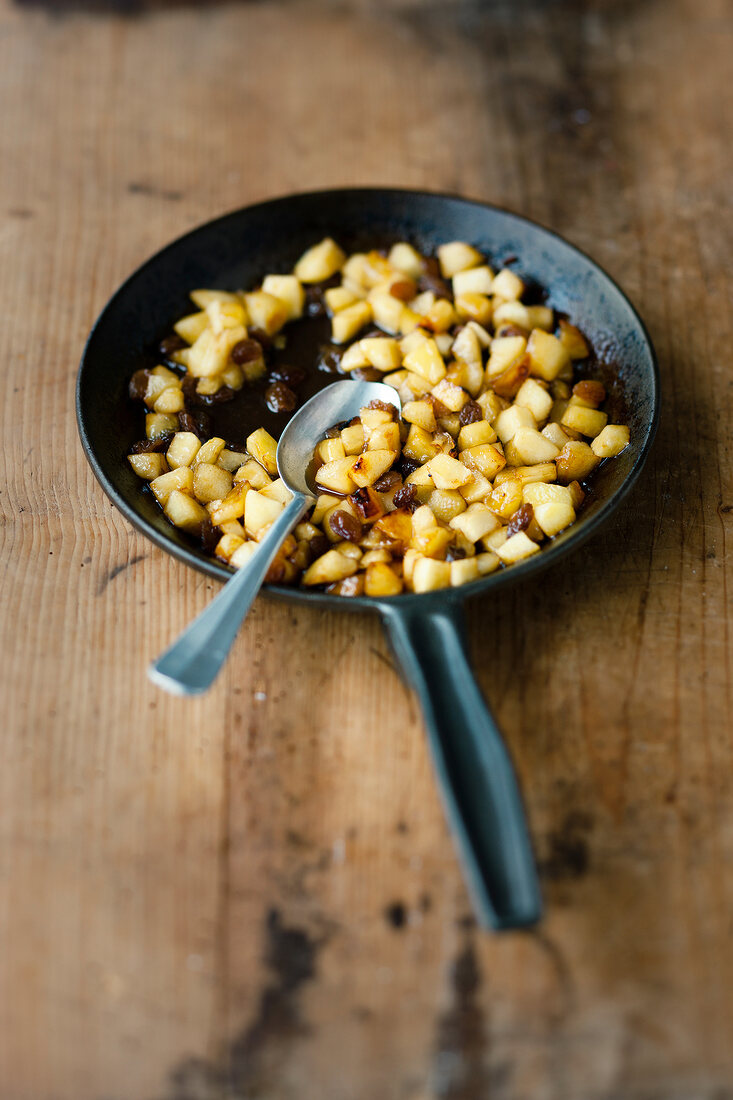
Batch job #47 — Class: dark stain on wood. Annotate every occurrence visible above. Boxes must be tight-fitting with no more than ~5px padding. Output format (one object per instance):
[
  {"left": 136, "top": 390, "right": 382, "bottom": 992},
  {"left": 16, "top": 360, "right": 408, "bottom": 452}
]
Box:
[
  {"left": 539, "top": 809, "right": 594, "bottom": 881},
  {"left": 96, "top": 554, "right": 146, "bottom": 595},
  {"left": 432, "top": 936, "right": 492, "bottom": 1099},
  {"left": 127, "top": 181, "right": 183, "bottom": 202},
  {"left": 384, "top": 901, "right": 407, "bottom": 929},
  {"left": 156, "top": 908, "right": 325, "bottom": 1099}
]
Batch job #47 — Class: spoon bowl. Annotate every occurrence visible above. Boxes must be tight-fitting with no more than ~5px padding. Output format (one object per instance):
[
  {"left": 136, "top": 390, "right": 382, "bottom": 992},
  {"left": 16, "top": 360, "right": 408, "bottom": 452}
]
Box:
[{"left": 148, "top": 380, "right": 400, "bottom": 696}]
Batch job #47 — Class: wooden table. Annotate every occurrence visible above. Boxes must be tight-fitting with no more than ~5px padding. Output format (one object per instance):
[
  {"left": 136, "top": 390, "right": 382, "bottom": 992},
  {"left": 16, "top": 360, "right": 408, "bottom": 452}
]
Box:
[{"left": 2, "top": 0, "right": 731, "bottom": 1096}]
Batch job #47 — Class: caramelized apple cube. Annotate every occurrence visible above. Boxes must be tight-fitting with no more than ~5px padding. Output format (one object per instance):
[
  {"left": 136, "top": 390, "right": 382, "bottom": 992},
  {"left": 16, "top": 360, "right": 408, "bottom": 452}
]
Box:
[
  {"left": 412, "top": 557, "right": 451, "bottom": 592},
  {"left": 193, "top": 463, "right": 233, "bottom": 503},
  {"left": 150, "top": 465, "right": 194, "bottom": 505},
  {"left": 244, "top": 490, "right": 285, "bottom": 538},
  {"left": 350, "top": 450, "right": 395, "bottom": 488},
  {"left": 403, "top": 338, "right": 446, "bottom": 385},
  {"left": 591, "top": 424, "right": 630, "bottom": 457},
  {"left": 487, "top": 335, "right": 527, "bottom": 379},
  {"left": 315, "top": 456, "right": 358, "bottom": 495},
  {"left": 246, "top": 428, "right": 278, "bottom": 475},
  {"left": 128, "top": 452, "right": 168, "bottom": 480},
  {"left": 364, "top": 562, "right": 403, "bottom": 596},
  {"left": 452, "top": 265, "right": 494, "bottom": 297},
  {"left": 450, "top": 558, "right": 481, "bottom": 586},
  {"left": 331, "top": 301, "right": 373, "bottom": 344},
  {"left": 461, "top": 443, "right": 506, "bottom": 481},
  {"left": 555, "top": 441, "right": 600, "bottom": 483},
  {"left": 402, "top": 400, "right": 437, "bottom": 434},
  {"left": 294, "top": 238, "right": 346, "bottom": 283},
  {"left": 361, "top": 337, "right": 402, "bottom": 372},
  {"left": 174, "top": 311, "right": 209, "bottom": 344},
  {"left": 558, "top": 319, "right": 591, "bottom": 359},
  {"left": 146, "top": 412, "right": 178, "bottom": 439},
  {"left": 437, "top": 241, "right": 484, "bottom": 277},
  {"left": 303, "top": 549, "right": 358, "bottom": 586},
  {"left": 496, "top": 531, "right": 540, "bottom": 564},
  {"left": 561, "top": 405, "right": 608, "bottom": 439},
  {"left": 261, "top": 274, "right": 305, "bottom": 321},
  {"left": 164, "top": 489, "right": 208, "bottom": 533},
  {"left": 534, "top": 501, "right": 576, "bottom": 537}
]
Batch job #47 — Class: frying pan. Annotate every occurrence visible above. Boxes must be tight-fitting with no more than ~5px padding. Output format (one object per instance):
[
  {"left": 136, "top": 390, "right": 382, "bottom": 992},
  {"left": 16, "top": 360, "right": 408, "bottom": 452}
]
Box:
[{"left": 77, "top": 188, "right": 659, "bottom": 930}]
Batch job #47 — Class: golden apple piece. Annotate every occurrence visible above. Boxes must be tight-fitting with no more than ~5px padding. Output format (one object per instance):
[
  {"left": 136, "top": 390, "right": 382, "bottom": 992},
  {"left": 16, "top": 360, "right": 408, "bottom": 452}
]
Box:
[
  {"left": 164, "top": 489, "right": 209, "bottom": 533},
  {"left": 294, "top": 238, "right": 347, "bottom": 283},
  {"left": 495, "top": 405, "right": 536, "bottom": 443},
  {"left": 449, "top": 503, "right": 500, "bottom": 542},
  {"left": 451, "top": 325, "right": 483, "bottom": 370},
  {"left": 526, "top": 329, "right": 572, "bottom": 382},
  {"left": 388, "top": 242, "right": 425, "bottom": 279},
  {"left": 128, "top": 452, "right": 168, "bottom": 480},
  {"left": 365, "top": 422, "right": 400, "bottom": 453},
  {"left": 361, "top": 549, "right": 392, "bottom": 566},
  {"left": 487, "top": 335, "right": 527, "bottom": 378},
  {"left": 555, "top": 441, "right": 600, "bottom": 483},
  {"left": 150, "top": 465, "right": 194, "bottom": 506},
  {"left": 244, "top": 291, "right": 289, "bottom": 337},
  {"left": 522, "top": 482, "right": 573, "bottom": 508},
  {"left": 230, "top": 541, "right": 259, "bottom": 569},
  {"left": 331, "top": 301, "right": 373, "bottom": 344},
  {"left": 461, "top": 443, "right": 507, "bottom": 481},
  {"left": 218, "top": 361, "right": 244, "bottom": 389},
  {"left": 361, "top": 337, "right": 402, "bottom": 372},
  {"left": 561, "top": 405, "right": 608, "bottom": 439},
  {"left": 174, "top": 311, "right": 208, "bottom": 344},
  {"left": 514, "top": 378, "right": 553, "bottom": 423},
  {"left": 151, "top": 364, "right": 182, "bottom": 386},
  {"left": 340, "top": 423, "right": 365, "bottom": 455},
  {"left": 317, "top": 437, "right": 346, "bottom": 463},
  {"left": 591, "top": 425, "right": 630, "bottom": 457},
  {"left": 412, "top": 557, "right": 451, "bottom": 592},
  {"left": 364, "top": 562, "right": 403, "bottom": 596},
  {"left": 244, "top": 490, "right": 285, "bottom": 539},
  {"left": 315, "top": 457, "right": 358, "bottom": 495},
  {"left": 491, "top": 268, "right": 525, "bottom": 301},
  {"left": 187, "top": 325, "right": 246, "bottom": 378},
  {"left": 496, "top": 531, "right": 540, "bottom": 564},
  {"left": 166, "top": 432, "right": 201, "bottom": 469},
  {"left": 476, "top": 390, "right": 505, "bottom": 424},
  {"left": 324, "top": 286, "right": 360, "bottom": 315},
  {"left": 366, "top": 292, "right": 404, "bottom": 336},
  {"left": 431, "top": 379, "right": 468, "bottom": 412},
  {"left": 153, "top": 387, "right": 185, "bottom": 415},
  {"left": 455, "top": 293, "right": 493, "bottom": 325},
  {"left": 193, "top": 437, "right": 226, "bottom": 466},
  {"left": 512, "top": 427, "right": 561, "bottom": 465},
  {"left": 459, "top": 470, "right": 491, "bottom": 503},
  {"left": 534, "top": 501, "right": 576, "bottom": 537},
  {"left": 403, "top": 338, "right": 447, "bottom": 385},
  {"left": 217, "top": 448, "right": 248, "bottom": 473},
  {"left": 542, "top": 422, "right": 571, "bottom": 449},
  {"left": 261, "top": 274, "right": 305, "bottom": 321},
  {"left": 428, "top": 489, "right": 467, "bottom": 523},
  {"left": 208, "top": 484, "right": 247, "bottom": 525},
  {"left": 190, "top": 289, "right": 239, "bottom": 310},
  {"left": 426, "top": 454, "right": 472, "bottom": 490},
  {"left": 403, "top": 424, "right": 442, "bottom": 464},
  {"left": 457, "top": 421, "right": 496, "bottom": 451},
  {"left": 234, "top": 458, "right": 272, "bottom": 489},
  {"left": 421, "top": 299, "right": 458, "bottom": 334},
  {"left": 476, "top": 551, "right": 501, "bottom": 576},
  {"left": 215, "top": 533, "right": 246, "bottom": 563},
  {"left": 558, "top": 319, "right": 591, "bottom": 359},
  {"left": 487, "top": 478, "right": 524, "bottom": 519},
  {"left": 246, "top": 428, "right": 278, "bottom": 476},
  {"left": 350, "top": 450, "right": 395, "bottom": 488},
  {"left": 450, "top": 558, "right": 481, "bottom": 587},
  {"left": 193, "top": 463, "right": 233, "bottom": 503},
  {"left": 437, "top": 241, "right": 484, "bottom": 277},
  {"left": 452, "top": 265, "right": 495, "bottom": 297},
  {"left": 146, "top": 412, "right": 178, "bottom": 439},
  {"left": 402, "top": 400, "right": 437, "bottom": 434},
  {"left": 303, "top": 549, "right": 358, "bottom": 586},
  {"left": 260, "top": 478, "right": 292, "bottom": 507}
]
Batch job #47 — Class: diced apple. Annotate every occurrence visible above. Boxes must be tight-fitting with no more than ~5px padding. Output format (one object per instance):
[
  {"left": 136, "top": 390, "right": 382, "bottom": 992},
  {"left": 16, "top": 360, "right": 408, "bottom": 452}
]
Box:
[
  {"left": 260, "top": 478, "right": 292, "bottom": 507},
  {"left": 350, "top": 450, "right": 395, "bottom": 488},
  {"left": 426, "top": 453, "right": 472, "bottom": 490},
  {"left": 526, "top": 329, "right": 571, "bottom": 381},
  {"left": 431, "top": 379, "right": 468, "bottom": 412},
  {"left": 341, "top": 423, "right": 365, "bottom": 454},
  {"left": 294, "top": 238, "right": 346, "bottom": 283},
  {"left": 370, "top": 293, "right": 405, "bottom": 335},
  {"left": 164, "top": 489, "right": 208, "bottom": 532},
  {"left": 450, "top": 502, "right": 500, "bottom": 542},
  {"left": 495, "top": 405, "right": 535, "bottom": 443},
  {"left": 217, "top": 448, "right": 248, "bottom": 473},
  {"left": 303, "top": 549, "right": 358, "bottom": 586},
  {"left": 437, "top": 241, "right": 484, "bottom": 277},
  {"left": 522, "top": 482, "right": 573, "bottom": 508},
  {"left": 403, "top": 337, "right": 446, "bottom": 385},
  {"left": 193, "top": 463, "right": 233, "bottom": 503},
  {"left": 555, "top": 441, "right": 600, "bottom": 483},
  {"left": 496, "top": 531, "right": 540, "bottom": 564},
  {"left": 558, "top": 319, "right": 591, "bottom": 359},
  {"left": 461, "top": 443, "right": 507, "bottom": 481},
  {"left": 453, "top": 265, "right": 494, "bottom": 297},
  {"left": 534, "top": 501, "right": 576, "bottom": 537},
  {"left": 145, "top": 412, "right": 178, "bottom": 439},
  {"left": 128, "top": 452, "right": 168, "bottom": 480},
  {"left": 421, "top": 299, "right": 458, "bottom": 334},
  {"left": 514, "top": 378, "right": 553, "bottom": 423},
  {"left": 361, "top": 337, "right": 402, "bottom": 372},
  {"left": 591, "top": 424, "right": 630, "bottom": 457},
  {"left": 450, "top": 557, "right": 481, "bottom": 586},
  {"left": 487, "top": 335, "right": 527, "bottom": 379},
  {"left": 246, "top": 428, "right": 278, "bottom": 475},
  {"left": 316, "top": 456, "right": 358, "bottom": 495},
  {"left": 487, "top": 478, "right": 523, "bottom": 518},
  {"left": 428, "top": 489, "right": 467, "bottom": 523},
  {"left": 208, "top": 484, "right": 247, "bottom": 525},
  {"left": 244, "top": 490, "right": 285, "bottom": 538},
  {"left": 331, "top": 301, "right": 373, "bottom": 344},
  {"left": 561, "top": 405, "right": 608, "bottom": 438},
  {"left": 491, "top": 268, "right": 525, "bottom": 300},
  {"left": 512, "top": 427, "right": 561, "bottom": 465},
  {"left": 457, "top": 421, "right": 496, "bottom": 450},
  {"left": 388, "top": 242, "right": 425, "bottom": 278},
  {"left": 364, "top": 562, "right": 403, "bottom": 596},
  {"left": 150, "top": 466, "right": 194, "bottom": 505},
  {"left": 412, "top": 557, "right": 451, "bottom": 592},
  {"left": 402, "top": 400, "right": 437, "bottom": 433},
  {"left": 174, "top": 311, "right": 209, "bottom": 344},
  {"left": 454, "top": 293, "right": 493, "bottom": 325}
]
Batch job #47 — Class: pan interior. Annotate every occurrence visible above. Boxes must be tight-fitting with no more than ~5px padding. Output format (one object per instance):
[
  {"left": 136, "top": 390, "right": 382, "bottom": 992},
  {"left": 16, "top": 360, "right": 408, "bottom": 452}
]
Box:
[{"left": 77, "top": 189, "right": 658, "bottom": 607}]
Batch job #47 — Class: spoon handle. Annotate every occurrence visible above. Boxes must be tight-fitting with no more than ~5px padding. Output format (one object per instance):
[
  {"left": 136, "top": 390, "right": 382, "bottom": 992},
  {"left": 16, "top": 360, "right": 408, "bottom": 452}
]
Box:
[{"left": 149, "top": 492, "right": 310, "bottom": 695}]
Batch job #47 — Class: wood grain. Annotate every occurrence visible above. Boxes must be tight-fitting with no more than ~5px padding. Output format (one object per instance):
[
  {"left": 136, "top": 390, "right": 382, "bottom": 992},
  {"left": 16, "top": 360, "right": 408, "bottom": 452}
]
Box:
[{"left": 1, "top": 0, "right": 731, "bottom": 1097}]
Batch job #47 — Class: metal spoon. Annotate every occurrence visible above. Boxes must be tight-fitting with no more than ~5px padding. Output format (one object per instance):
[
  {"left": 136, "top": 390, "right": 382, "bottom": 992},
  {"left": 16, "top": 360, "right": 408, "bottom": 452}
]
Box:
[{"left": 149, "top": 380, "right": 401, "bottom": 695}]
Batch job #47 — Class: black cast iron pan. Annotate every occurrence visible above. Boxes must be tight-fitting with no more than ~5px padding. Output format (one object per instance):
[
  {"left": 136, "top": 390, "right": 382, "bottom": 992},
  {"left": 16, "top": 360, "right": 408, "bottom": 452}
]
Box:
[{"left": 77, "top": 188, "right": 659, "bottom": 930}]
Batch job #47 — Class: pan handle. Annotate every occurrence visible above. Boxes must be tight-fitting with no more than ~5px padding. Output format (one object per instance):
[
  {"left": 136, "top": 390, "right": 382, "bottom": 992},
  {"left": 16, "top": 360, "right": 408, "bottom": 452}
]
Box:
[{"left": 380, "top": 599, "right": 542, "bottom": 930}]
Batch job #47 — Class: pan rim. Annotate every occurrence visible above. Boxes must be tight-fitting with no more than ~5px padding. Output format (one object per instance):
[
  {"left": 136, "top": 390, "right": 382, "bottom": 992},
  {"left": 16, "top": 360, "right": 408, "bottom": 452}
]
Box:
[{"left": 76, "top": 186, "right": 660, "bottom": 612}]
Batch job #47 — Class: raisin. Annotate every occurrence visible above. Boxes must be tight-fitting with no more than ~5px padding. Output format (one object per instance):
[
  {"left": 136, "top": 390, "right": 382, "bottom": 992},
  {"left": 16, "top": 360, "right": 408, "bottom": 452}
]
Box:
[
  {"left": 373, "top": 470, "right": 402, "bottom": 492},
  {"left": 231, "top": 337, "right": 264, "bottom": 365},
  {"left": 393, "top": 485, "right": 417, "bottom": 510},
  {"left": 324, "top": 426, "right": 342, "bottom": 439},
  {"left": 366, "top": 399, "right": 397, "bottom": 418},
  {"left": 418, "top": 256, "right": 451, "bottom": 298},
  {"left": 200, "top": 519, "right": 220, "bottom": 554},
  {"left": 268, "top": 364, "right": 306, "bottom": 387},
  {"left": 129, "top": 435, "right": 172, "bottom": 454},
  {"left": 506, "top": 504, "right": 534, "bottom": 536},
  {"left": 265, "top": 382, "right": 297, "bottom": 414},
  {"left": 198, "top": 386, "right": 236, "bottom": 405},
  {"left": 318, "top": 346, "right": 344, "bottom": 373},
  {"left": 389, "top": 278, "right": 417, "bottom": 301},
  {"left": 128, "top": 369, "right": 151, "bottom": 401},
  {"left": 178, "top": 410, "right": 211, "bottom": 439},
  {"left": 495, "top": 323, "right": 528, "bottom": 339},
  {"left": 351, "top": 367, "right": 381, "bottom": 383},
  {"left": 446, "top": 546, "right": 466, "bottom": 562},
  {"left": 350, "top": 487, "right": 382, "bottom": 520},
  {"left": 399, "top": 457, "right": 420, "bottom": 479},
  {"left": 310, "top": 534, "right": 330, "bottom": 559},
  {"left": 247, "top": 327, "right": 271, "bottom": 351},
  {"left": 159, "top": 334, "right": 186, "bottom": 358},
  {"left": 573, "top": 379, "right": 606, "bottom": 406},
  {"left": 328, "top": 510, "right": 363, "bottom": 542},
  {"left": 459, "top": 401, "right": 483, "bottom": 426},
  {"left": 305, "top": 286, "right": 327, "bottom": 317}
]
